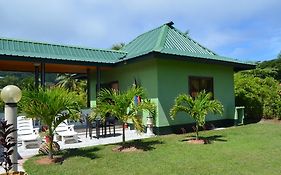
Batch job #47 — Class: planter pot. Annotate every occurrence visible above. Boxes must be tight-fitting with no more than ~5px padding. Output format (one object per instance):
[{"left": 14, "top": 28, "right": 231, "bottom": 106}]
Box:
[
  {"left": 123, "top": 123, "right": 128, "bottom": 129},
  {"left": 44, "top": 136, "right": 51, "bottom": 143}
]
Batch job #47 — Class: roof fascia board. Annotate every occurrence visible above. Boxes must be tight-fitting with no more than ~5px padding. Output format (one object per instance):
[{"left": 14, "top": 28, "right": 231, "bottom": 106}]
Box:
[
  {"left": 153, "top": 52, "right": 256, "bottom": 70},
  {"left": 0, "top": 55, "right": 114, "bottom": 67}
]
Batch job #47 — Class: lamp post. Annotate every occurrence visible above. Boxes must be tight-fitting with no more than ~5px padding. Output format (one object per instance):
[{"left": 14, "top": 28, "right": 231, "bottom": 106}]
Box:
[
  {"left": 146, "top": 116, "right": 154, "bottom": 136},
  {"left": 0, "top": 85, "right": 22, "bottom": 172}
]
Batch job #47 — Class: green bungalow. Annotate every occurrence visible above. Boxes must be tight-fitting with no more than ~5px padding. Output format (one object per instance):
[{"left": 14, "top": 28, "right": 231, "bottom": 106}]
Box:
[{"left": 0, "top": 22, "right": 254, "bottom": 134}]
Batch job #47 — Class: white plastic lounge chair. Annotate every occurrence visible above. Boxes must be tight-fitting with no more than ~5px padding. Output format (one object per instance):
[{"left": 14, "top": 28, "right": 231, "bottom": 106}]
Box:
[
  {"left": 54, "top": 120, "right": 78, "bottom": 144},
  {"left": 17, "top": 116, "right": 41, "bottom": 149}
]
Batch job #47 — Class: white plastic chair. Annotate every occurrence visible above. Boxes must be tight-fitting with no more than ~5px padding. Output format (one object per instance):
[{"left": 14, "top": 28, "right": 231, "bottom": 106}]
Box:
[
  {"left": 17, "top": 116, "right": 41, "bottom": 149},
  {"left": 54, "top": 120, "right": 78, "bottom": 144}
]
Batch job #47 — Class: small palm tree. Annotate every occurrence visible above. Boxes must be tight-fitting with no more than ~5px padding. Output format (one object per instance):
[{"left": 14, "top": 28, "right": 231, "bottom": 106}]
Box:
[
  {"left": 20, "top": 87, "right": 82, "bottom": 159},
  {"left": 91, "top": 86, "right": 155, "bottom": 146},
  {"left": 170, "top": 91, "right": 223, "bottom": 140}
]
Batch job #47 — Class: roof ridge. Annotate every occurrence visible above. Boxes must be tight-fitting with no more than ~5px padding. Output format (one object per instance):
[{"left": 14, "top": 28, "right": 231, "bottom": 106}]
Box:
[
  {"left": 0, "top": 37, "right": 127, "bottom": 54},
  {"left": 121, "top": 23, "right": 170, "bottom": 51},
  {"left": 153, "top": 24, "right": 169, "bottom": 52}
]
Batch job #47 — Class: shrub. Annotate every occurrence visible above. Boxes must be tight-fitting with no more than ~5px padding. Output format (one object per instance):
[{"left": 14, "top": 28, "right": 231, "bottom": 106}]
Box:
[
  {"left": 0, "top": 120, "right": 17, "bottom": 173},
  {"left": 234, "top": 72, "right": 281, "bottom": 120}
]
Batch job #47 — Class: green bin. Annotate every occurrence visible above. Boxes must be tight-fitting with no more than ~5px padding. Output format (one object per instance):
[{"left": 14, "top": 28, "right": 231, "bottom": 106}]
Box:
[{"left": 234, "top": 106, "right": 245, "bottom": 125}]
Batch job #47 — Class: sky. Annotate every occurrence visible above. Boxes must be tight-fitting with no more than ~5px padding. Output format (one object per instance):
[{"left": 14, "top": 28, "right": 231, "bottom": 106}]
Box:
[{"left": 0, "top": 0, "right": 280, "bottom": 62}]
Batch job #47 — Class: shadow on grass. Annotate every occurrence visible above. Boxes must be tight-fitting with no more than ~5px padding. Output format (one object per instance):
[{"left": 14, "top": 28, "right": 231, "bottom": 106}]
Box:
[
  {"left": 61, "top": 147, "right": 101, "bottom": 160},
  {"left": 117, "top": 139, "right": 164, "bottom": 151},
  {"left": 181, "top": 135, "right": 227, "bottom": 144}
]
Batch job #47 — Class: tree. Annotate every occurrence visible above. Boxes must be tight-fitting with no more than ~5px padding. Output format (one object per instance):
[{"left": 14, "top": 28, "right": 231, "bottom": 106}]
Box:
[
  {"left": 170, "top": 91, "right": 223, "bottom": 140},
  {"left": 92, "top": 86, "right": 155, "bottom": 146},
  {"left": 56, "top": 73, "right": 87, "bottom": 108},
  {"left": 56, "top": 74, "right": 80, "bottom": 91},
  {"left": 20, "top": 87, "right": 82, "bottom": 159},
  {"left": 111, "top": 42, "right": 125, "bottom": 50},
  {"left": 258, "top": 51, "right": 281, "bottom": 81}
]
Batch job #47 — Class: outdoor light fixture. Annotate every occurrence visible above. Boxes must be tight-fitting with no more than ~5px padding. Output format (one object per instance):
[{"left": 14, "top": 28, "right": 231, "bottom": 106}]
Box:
[
  {"left": 1, "top": 85, "right": 22, "bottom": 104},
  {"left": 0, "top": 85, "right": 22, "bottom": 172},
  {"left": 146, "top": 116, "right": 154, "bottom": 136}
]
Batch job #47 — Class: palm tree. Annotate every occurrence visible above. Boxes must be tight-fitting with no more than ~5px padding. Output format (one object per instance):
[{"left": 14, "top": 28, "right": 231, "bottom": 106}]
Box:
[
  {"left": 20, "top": 87, "right": 82, "bottom": 159},
  {"left": 91, "top": 86, "right": 155, "bottom": 146},
  {"left": 56, "top": 73, "right": 86, "bottom": 91},
  {"left": 56, "top": 73, "right": 87, "bottom": 107},
  {"left": 170, "top": 91, "right": 223, "bottom": 140}
]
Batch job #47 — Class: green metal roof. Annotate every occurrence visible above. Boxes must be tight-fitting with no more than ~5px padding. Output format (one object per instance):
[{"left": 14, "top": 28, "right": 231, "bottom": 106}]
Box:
[
  {"left": 121, "top": 22, "right": 254, "bottom": 66},
  {"left": 0, "top": 38, "right": 126, "bottom": 64},
  {"left": 0, "top": 22, "right": 254, "bottom": 69}
]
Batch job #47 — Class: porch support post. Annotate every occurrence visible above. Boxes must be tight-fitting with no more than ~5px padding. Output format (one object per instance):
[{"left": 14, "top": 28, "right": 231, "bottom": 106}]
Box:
[
  {"left": 34, "top": 64, "right": 40, "bottom": 90},
  {"left": 86, "top": 69, "right": 91, "bottom": 108},
  {"left": 40, "top": 63, "right": 46, "bottom": 88},
  {"left": 86, "top": 68, "right": 99, "bottom": 139},
  {"left": 96, "top": 66, "right": 101, "bottom": 93}
]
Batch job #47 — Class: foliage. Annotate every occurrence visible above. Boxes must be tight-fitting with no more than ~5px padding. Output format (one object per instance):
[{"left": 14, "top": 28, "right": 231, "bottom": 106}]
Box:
[
  {"left": 258, "top": 51, "right": 281, "bottom": 81},
  {"left": 111, "top": 43, "right": 125, "bottom": 50},
  {"left": 170, "top": 91, "right": 223, "bottom": 140},
  {"left": 24, "top": 123, "right": 281, "bottom": 175},
  {"left": 234, "top": 72, "right": 281, "bottom": 119},
  {"left": 56, "top": 73, "right": 87, "bottom": 108},
  {"left": 0, "top": 73, "right": 35, "bottom": 91},
  {"left": 20, "top": 87, "right": 82, "bottom": 159},
  {"left": 91, "top": 86, "right": 155, "bottom": 145},
  {"left": 0, "top": 120, "right": 17, "bottom": 174},
  {"left": 239, "top": 68, "right": 278, "bottom": 79},
  {"left": 0, "top": 99, "right": 4, "bottom": 113}
]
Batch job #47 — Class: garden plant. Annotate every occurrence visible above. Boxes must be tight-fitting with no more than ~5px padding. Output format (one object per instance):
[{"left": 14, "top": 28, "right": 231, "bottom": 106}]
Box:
[
  {"left": 92, "top": 86, "right": 155, "bottom": 146},
  {"left": 20, "top": 87, "right": 82, "bottom": 159},
  {"left": 170, "top": 91, "right": 223, "bottom": 140}
]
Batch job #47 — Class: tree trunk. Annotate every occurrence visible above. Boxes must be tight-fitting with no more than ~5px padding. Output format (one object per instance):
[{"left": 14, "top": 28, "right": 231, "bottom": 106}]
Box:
[
  {"left": 48, "top": 130, "right": 54, "bottom": 159},
  {"left": 195, "top": 124, "right": 199, "bottom": 140},
  {"left": 122, "top": 123, "right": 126, "bottom": 146}
]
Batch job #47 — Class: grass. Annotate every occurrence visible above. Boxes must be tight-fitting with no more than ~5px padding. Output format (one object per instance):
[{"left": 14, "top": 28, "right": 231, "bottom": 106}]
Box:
[{"left": 24, "top": 122, "right": 281, "bottom": 175}]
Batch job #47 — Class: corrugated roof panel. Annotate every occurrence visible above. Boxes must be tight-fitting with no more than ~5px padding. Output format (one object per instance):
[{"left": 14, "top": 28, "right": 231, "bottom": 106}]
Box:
[
  {"left": 0, "top": 38, "right": 126, "bottom": 64},
  {"left": 121, "top": 26, "right": 162, "bottom": 58},
  {"left": 120, "top": 22, "right": 246, "bottom": 66},
  {"left": 164, "top": 28, "right": 214, "bottom": 56},
  {"left": 0, "top": 22, "right": 253, "bottom": 68}
]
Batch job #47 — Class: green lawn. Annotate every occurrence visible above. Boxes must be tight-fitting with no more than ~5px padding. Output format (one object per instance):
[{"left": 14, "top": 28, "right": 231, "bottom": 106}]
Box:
[{"left": 24, "top": 122, "right": 281, "bottom": 175}]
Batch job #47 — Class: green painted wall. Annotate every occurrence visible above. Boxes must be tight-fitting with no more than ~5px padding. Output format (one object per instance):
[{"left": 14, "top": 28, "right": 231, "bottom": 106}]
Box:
[
  {"left": 89, "top": 57, "right": 235, "bottom": 128},
  {"left": 156, "top": 59, "right": 235, "bottom": 127},
  {"left": 100, "top": 59, "right": 158, "bottom": 125}
]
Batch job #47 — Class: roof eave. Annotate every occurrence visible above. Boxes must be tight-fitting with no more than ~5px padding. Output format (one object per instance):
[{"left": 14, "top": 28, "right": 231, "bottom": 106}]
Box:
[
  {"left": 119, "top": 51, "right": 256, "bottom": 70},
  {"left": 0, "top": 54, "right": 114, "bottom": 67}
]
